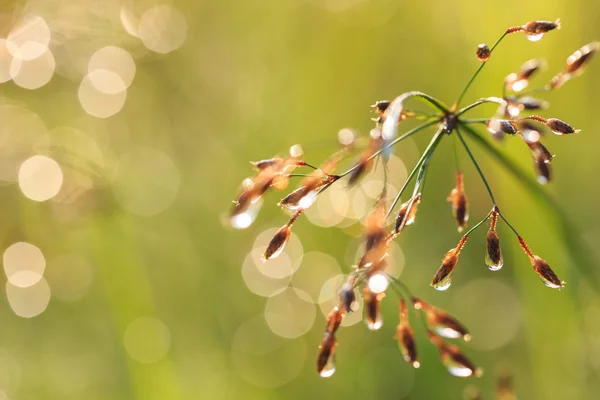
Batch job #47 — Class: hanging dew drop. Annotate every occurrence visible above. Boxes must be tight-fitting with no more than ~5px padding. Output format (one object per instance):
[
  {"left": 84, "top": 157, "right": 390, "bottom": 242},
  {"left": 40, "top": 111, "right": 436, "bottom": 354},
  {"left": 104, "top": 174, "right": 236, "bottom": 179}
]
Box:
[
  {"left": 319, "top": 359, "right": 336, "bottom": 378},
  {"left": 433, "top": 280, "right": 452, "bottom": 291},
  {"left": 366, "top": 316, "right": 383, "bottom": 331},
  {"left": 526, "top": 33, "right": 544, "bottom": 42}
]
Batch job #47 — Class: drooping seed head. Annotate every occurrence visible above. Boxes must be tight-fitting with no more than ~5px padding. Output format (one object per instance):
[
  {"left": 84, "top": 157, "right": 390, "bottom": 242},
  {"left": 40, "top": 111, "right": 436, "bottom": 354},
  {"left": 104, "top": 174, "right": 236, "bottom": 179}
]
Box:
[
  {"left": 447, "top": 172, "right": 469, "bottom": 232},
  {"left": 394, "top": 194, "right": 421, "bottom": 234},
  {"left": 317, "top": 333, "right": 337, "bottom": 378},
  {"left": 518, "top": 96, "right": 549, "bottom": 110},
  {"left": 534, "top": 154, "right": 552, "bottom": 184},
  {"left": 262, "top": 224, "right": 291, "bottom": 261},
  {"left": 527, "top": 140, "right": 553, "bottom": 163},
  {"left": 517, "top": 120, "right": 543, "bottom": 143},
  {"left": 396, "top": 323, "right": 419, "bottom": 368},
  {"left": 476, "top": 43, "right": 491, "bottom": 62},
  {"left": 338, "top": 283, "right": 357, "bottom": 313},
  {"left": 431, "top": 236, "right": 468, "bottom": 291},
  {"left": 522, "top": 19, "right": 561, "bottom": 41},
  {"left": 251, "top": 157, "right": 285, "bottom": 171},
  {"left": 545, "top": 118, "right": 580, "bottom": 135},
  {"left": 505, "top": 59, "right": 544, "bottom": 92},
  {"left": 325, "top": 306, "right": 345, "bottom": 335},
  {"left": 565, "top": 42, "right": 600, "bottom": 76},
  {"left": 487, "top": 119, "right": 517, "bottom": 140},
  {"left": 364, "top": 287, "right": 384, "bottom": 330},
  {"left": 531, "top": 255, "right": 565, "bottom": 289},
  {"left": 371, "top": 100, "right": 391, "bottom": 115},
  {"left": 485, "top": 230, "right": 504, "bottom": 271},
  {"left": 427, "top": 332, "right": 481, "bottom": 378},
  {"left": 425, "top": 308, "right": 471, "bottom": 341}
]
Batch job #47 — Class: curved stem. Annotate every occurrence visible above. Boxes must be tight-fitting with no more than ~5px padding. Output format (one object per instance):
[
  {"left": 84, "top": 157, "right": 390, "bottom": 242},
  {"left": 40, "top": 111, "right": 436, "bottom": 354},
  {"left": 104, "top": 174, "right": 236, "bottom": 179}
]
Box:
[
  {"left": 455, "top": 31, "right": 509, "bottom": 107},
  {"left": 460, "top": 118, "right": 491, "bottom": 125},
  {"left": 455, "top": 126, "right": 497, "bottom": 204},
  {"left": 459, "top": 122, "right": 600, "bottom": 292},
  {"left": 456, "top": 97, "right": 507, "bottom": 117}
]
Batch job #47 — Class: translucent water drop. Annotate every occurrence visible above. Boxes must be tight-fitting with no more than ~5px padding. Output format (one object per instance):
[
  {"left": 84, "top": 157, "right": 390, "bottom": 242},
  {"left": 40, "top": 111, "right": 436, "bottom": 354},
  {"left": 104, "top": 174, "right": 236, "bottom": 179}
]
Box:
[
  {"left": 319, "top": 358, "right": 336, "bottom": 378},
  {"left": 298, "top": 191, "right": 318, "bottom": 210},
  {"left": 433, "top": 278, "right": 452, "bottom": 291},
  {"left": 511, "top": 79, "right": 529, "bottom": 92},
  {"left": 435, "top": 327, "right": 462, "bottom": 339},
  {"left": 367, "top": 274, "right": 389, "bottom": 294},
  {"left": 526, "top": 33, "right": 544, "bottom": 42},
  {"left": 447, "top": 364, "right": 474, "bottom": 377},
  {"left": 485, "top": 253, "right": 503, "bottom": 271},
  {"left": 366, "top": 315, "right": 383, "bottom": 331}
]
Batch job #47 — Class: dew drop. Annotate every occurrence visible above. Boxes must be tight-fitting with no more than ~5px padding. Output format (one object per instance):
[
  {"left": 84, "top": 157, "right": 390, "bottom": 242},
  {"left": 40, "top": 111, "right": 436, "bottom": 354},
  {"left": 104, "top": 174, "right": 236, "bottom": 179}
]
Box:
[
  {"left": 435, "top": 327, "right": 462, "bottom": 339},
  {"left": 433, "top": 280, "right": 452, "bottom": 291},
  {"left": 319, "top": 358, "right": 336, "bottom": 378},
  {"left": 510, "top": 79, "right": 529, "bottom": 92},
  {"left": 526, "top": 33, "right": 544, "bottom": 42},
  {"left": 298, "top": 191, "right": 318, "bottom": 210},
  {"left": 447, "top": 364, "right": 474, "bottom": 377},
  {"left": 366, "top": 316, "right": 383, "bottom": 331},
  {"left": 485, "top": 255, "right": 503, "bottom": 271}
]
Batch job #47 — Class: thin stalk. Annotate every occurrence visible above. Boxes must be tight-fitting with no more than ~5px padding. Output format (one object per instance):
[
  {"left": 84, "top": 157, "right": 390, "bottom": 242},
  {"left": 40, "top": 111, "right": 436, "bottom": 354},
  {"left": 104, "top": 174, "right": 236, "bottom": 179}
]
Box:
[
  {"left": 386, "top": 125, "right": 444, "bottom": 220},
  {"left": 460, "top": 118, "right": 491, "bottom": 125},
  {"left": 459, "top": 122, "right": 600, "bottom": 291},
  {"left": 463, "top": 212, "right": 492, "bottom": 237},
  {"left": 455, "top": 31, "right": 509, "bottom": 106},
  {"left": 455, "top": 126, "right": 497, "bottom": 204},
  {"left": 456, "top": 97, "right": 506, "bottom": 117},
  {"left": 339, "top": 119, "right": 439, "bottom": 178}
]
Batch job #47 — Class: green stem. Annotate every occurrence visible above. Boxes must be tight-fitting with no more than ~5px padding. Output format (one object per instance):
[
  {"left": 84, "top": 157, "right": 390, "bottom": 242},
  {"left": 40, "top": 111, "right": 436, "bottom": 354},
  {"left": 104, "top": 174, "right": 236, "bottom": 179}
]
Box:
[
  {"left": 459, "top": 122, "right": 600, "bottom": 292},
  {"left": 385, "top": 125, "right": 444, "bottom": 220},
  {"left": 455, "top": 97, "right": 506, "bottom": 117},
  {"left": 455, "top": 31, "right": 509, "bottom": 107},
  {"left": 463, "top": 212, "right": 492, "bottom": 237},
  {"left": 455, "top": 126, "right": 497, "bottom": 204},
  {"left": 460, "top": 118, "right": 491, "bottom": 125}
]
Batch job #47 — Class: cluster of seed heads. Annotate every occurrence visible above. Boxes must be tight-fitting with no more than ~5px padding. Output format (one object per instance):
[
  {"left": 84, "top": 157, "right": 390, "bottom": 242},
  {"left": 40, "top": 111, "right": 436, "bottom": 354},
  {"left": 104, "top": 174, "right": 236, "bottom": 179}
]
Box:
[{"left": 231, "top": 18, "right": 597, "bottom": 384}]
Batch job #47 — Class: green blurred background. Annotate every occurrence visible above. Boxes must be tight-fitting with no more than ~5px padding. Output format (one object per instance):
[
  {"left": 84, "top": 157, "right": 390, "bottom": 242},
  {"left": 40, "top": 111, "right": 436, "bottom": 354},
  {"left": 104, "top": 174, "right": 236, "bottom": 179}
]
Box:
[{"left": 0, "top": 0, "right": 599, "bottom": 399}]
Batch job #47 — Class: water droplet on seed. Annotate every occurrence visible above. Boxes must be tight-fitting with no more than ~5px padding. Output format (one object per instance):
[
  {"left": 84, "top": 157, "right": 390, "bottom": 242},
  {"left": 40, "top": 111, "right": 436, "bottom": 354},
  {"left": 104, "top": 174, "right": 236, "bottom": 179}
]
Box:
[
  {"left": 319, "top": 358, "right": 336, "bottom": 378},
  {"left": 526, "top": 33, "right": 544, "bottom": 42}
]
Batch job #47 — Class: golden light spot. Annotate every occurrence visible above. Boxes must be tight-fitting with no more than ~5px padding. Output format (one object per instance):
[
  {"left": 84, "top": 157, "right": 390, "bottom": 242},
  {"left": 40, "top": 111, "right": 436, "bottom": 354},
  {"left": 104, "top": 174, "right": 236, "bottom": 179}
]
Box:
[
  {"left": 138, "top": 5, "right": 187, "bottom": 54},
  {"left": 3, "top": 242, "right": 45, "bottom": 288},
  {"left": 78, "top": 73, "right": 127, "bottom": 118},
  {"left": 7, "top": 14, "right": 50, "bottom": 61},
  {"left": 264, "top": 288, "right": 316, "bottom": 338},
  {"left": 10, "top": 48, "right": 55, "bottom": 90},
  {"left": 88, "top": 46, "right": 136, "bottom": 92},
  {"left": 6, "top": 277, "right": 51, "bottom": 318},
  {"left": 18, "top": 155, "right": 63, "bottom": 202}
]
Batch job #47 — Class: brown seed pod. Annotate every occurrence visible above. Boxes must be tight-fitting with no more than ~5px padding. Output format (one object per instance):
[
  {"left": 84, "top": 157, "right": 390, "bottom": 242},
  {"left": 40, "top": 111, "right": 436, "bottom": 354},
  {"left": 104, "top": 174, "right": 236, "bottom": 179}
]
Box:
[
  {"left": 531, "top": 255, "right": 565, "bottom": 289},
  {"left": 338, "top": 283, "right": 357, "bottom": 313},
  {"left": 447, "top": 171, "right": 469, "bottom": 232},
  {"left": 534, "top": 154, "right": 552, "bottom": 184},
  {"left": 396, "top": 300, "right": 419, "bottom": 367},
  {"left": 505, "top": 59, "right": 544, "bottom": 92},
  {"left": 364, "top": 287, "right": 384, "bottom": 331},
  {"left": 325, "top": 306, "right": 345, "bottom": 335},
  {"left": 251, "top": 157, "right": 285, "bottom": 171},
  {"left": 485, "top": 230, "right": 503, "bottom": 271},
  {"left": 262, "top": 225, "right": 291, "bottom": 261},
  {"left": 316, "top": 333, "right": 337, "bottom": 378},
  {"left": 545, "top": 118, "right": 580, "bottom": 135},
  {"left": 428, "top": 332, "right": 481, "bottom": 378},
  {"left": 415, "top": 298, "right": 471, "bottom": 341},
  {"left": 518, "top": 96, "right": 548, "bottom": 110},
  {"left": 431, "top": 235, "right": 468, "bottom": 291},
  {"left": 565, "top": 42, "right": 600, "bottom": 76},
  {"left": 476, "top": 43, "right": 491, "bottom": 62},
  {"left": 394, "top": 194, "right": 421, "bottom": 233},
  {"left": 527, "top": 140, "right": 553, "bottom": 163},
  {"left": 487, "top": 119, "right": 517, "bottom": 140},
  {"left": 522, "top": 19, "right": 561, "bottom": 37}
]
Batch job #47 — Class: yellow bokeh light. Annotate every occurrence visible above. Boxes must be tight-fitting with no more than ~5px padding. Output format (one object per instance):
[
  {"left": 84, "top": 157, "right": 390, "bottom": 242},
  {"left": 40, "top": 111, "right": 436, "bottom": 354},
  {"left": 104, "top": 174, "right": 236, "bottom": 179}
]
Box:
[
  {"left": 18, "top": 155, "right": 63, "bottom": 202},
  {"left": 139, "top": 5, "right": 187, "bottom": 54},
  {"left": 3, "top": 242, "right": 45, "bottom": 288},
  {"left": 6, "top": 277, "right": 51, "bottom": 318}
]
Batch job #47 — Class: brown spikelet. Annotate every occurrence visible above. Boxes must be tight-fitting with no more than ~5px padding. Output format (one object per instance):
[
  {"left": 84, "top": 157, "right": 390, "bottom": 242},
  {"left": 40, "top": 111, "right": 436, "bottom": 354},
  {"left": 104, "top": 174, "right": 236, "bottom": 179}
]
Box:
[
  {"left": 338, "top": 283, "right": 357, "bottom": 313},
  {"left": 522, "top": 19, "right": 561, "bottom": 35},
  {"left": 531, "top": 255, "right": 565, "bottom": 289},
  {"left": 427, "top": 332, "right": 481, "bottom": 378},
  {"left": 316, "top": 333, "right": 337, "bottom": 377},
  {"left": 251, "top": 157, "right": 285, "bottom": 171},
  {"left": 476, "top": 44, "right": 491, "bottom": 62},
  {"left": 416, "top": 298, "right": 471, "bottom": 341},
  {"left": 325, "top": 307, "right": 345, "bottom": 335},
  {"left": 565, "top": 42, "right": 599, "bottom": 75},
  {"left": 534, "top": 154, "right": 552, "bottom": 184},
  {"left": 518, "top": 96, "right": 548, "bottom": 110},
  {"left": 485, "top": 230, "right": 503, "bottom": 271},
  {"left": 505, "top": 59, "right": 544, "bottom": 92},
  {"left": 396, "top": 300, "right": 419, "bottom": 367},
  {"left": 447, "top": 171, "right": 469, "bottom": 232},
  {"left": 364, "top": 287, "right": 384, "bottom": 330},
  {"left": 545, "top": 118, "right": 580, "bottom": 135},
  {"left": 263, "top": 225, "right": 291, "bottom": 261},
  {"left": 431, "top": 235, "right": 468, "bottom": 291}
]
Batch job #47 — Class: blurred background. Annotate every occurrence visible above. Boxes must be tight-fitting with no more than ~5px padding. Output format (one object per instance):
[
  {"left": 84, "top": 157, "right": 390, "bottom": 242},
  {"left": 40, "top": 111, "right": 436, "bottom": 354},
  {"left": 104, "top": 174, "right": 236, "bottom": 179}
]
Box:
[{"left": 0, "top": 0, "right": 599, "bottom": 399}]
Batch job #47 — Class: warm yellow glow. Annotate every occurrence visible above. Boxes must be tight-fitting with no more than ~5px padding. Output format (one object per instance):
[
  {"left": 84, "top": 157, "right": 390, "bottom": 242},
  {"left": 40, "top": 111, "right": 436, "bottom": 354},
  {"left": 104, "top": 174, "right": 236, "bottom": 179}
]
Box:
[
  {"left": 3, "top": 241, "right": 45, "bottom": 288},
  {"left": 18, "top": 155, "right": 63, "bottom": 201},
  {"left": 139, "top": 5, "right": 188, "bottom": 54}
]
